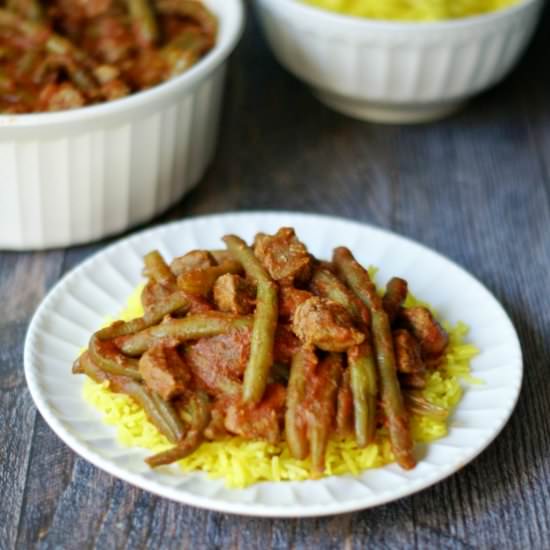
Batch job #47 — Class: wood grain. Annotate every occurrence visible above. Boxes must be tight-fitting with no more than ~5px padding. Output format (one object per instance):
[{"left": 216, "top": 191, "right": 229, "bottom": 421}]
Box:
[{"left": 2, "top": 4, "right": 550, "bottom": 549}]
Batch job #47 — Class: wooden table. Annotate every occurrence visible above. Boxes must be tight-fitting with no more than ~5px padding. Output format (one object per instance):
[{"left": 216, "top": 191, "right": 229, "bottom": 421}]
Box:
[{"left": 3, "top": 6, "right": 550, "bottom": 549}]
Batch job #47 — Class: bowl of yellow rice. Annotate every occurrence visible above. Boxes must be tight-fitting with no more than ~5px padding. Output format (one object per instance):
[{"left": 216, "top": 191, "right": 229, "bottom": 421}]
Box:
[{"left": 254, "top": 0, "right": 544, "bottom": 123}]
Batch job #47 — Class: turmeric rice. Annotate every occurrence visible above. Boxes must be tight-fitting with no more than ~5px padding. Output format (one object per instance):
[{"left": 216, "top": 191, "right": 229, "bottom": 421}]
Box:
[
  {"left": 82, "top": 280, "right": 479, "bottom": 488},
  {"left": 302, "top": 0, "right": 520, "bottom": 21}
]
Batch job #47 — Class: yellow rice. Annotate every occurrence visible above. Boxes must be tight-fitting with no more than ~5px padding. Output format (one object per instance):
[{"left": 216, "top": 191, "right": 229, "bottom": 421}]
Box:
[
  {"left": 302, "top": 0, "right": 519, "bottom": 20},
  {"left": 82, "top": 280, "right": 479, "bottom": 488}
]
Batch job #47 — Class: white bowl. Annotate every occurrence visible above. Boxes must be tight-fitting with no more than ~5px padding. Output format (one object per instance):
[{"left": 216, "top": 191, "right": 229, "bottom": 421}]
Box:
[
  {"left": 0, "top": 0, "right": 244, "bottom": 250},
  {"left": 254, "top": 0, "right": 543, "bottom": 123}
]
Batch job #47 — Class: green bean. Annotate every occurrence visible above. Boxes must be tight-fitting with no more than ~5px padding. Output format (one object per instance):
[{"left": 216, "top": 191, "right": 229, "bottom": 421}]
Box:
[
  {"left": 223, "top": 234, "right": 271, "bottom": 285},
  {"left": 223, "top": 235, "right": 278, "bottom": 404},
  {"left": 145, "top": 428, "right": 199, "bottom": 466},
  {"left": 285, "top": 347, "right": 315, "bottom": 460},
  {"left": 308, "top": 353, "right": 342, "bottom": 476},
  {"left": 336, "top": 368, "right": 353, "bottom": 436},
  {"left": 116, "top": 312, "right": 253, "bottom": 356},
  {"left": 89, "top": 333, "right": 142, "bottom": 381},
  {"left": 72, "top": 352, "right": 86, "bottom": 375},
  {"left": 143, "top": 290, "right": 190, "bottom": 323},
  {"left": 125, "top": 383, "right": 182, "bottom": 442},
  {"left": 144, "top": 250, "right": 176, "bottom": 287},
  {"left": 348, "top": 343, "right": 377, "bottom": 447},
  {"left": 310, "top": 266, "right": 370, "bottom": 328},
  {"left": 77, "top": 352, "right": 181, "bottom": 443},
  {"left": 244, "top": 280, "right": 278, "bottom": 403},
  {"left": 64, "top": 63, "right": 99, "bottom": 95},
  {"left": 404, "top": 391, "right": 449, "bottom": 421},
  {"left": 127, "top": 0, "right": 159, "bottom": 48},
  {"left": 75, "top": 351, "right": 110, "bottom": 382},
  {"left": 92, "top": 292, "right": 189, "bottom": 348},
  {"left": 96, "top": 319, "right": 147, "bottom": 340},
  {"left": 150, "top": 392, "right": 185, "bottom": 441},
  {"left": 146, "top": 392, "right": 210, "bottom": 467},
  {"left": 334, "top": 247, "right": 415, "bottom": 470},
  {"left": 185, "top": 392, "right": 211, "bottom": 431},
  {"left": 382, "top": 277, "right": 408, "bottom": 323}
]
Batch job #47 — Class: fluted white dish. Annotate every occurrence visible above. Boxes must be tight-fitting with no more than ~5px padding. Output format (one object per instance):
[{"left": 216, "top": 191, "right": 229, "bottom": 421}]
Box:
[
  {"left": 0, "top": 0, "right": 244, "bottom": 251},
  {"left": 254, "top": 0, "right": 543, "bottom": 123},
  {"left": 24, "top": 212, "right": 522, "bottom": 517}
]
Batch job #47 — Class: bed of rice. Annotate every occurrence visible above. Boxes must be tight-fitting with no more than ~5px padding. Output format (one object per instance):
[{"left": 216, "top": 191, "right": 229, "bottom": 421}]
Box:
[
  {"left": 302, "top": 0, "right": 519, "bottom": 20},
  {"left": 82, "top": 281, "right": 479, "bottom": 488}
]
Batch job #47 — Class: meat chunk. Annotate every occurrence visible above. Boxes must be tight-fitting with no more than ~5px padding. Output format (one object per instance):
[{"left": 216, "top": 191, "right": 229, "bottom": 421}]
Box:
[
  {"left": 398, "top": 307, "right": 449, "bottom": 358},
  {"left": 184, "top": 328, "right": 251, "bottom": 398},
  {"left": 170, "top": 250, "right": 216, "bottom": 277},
  {"left": 393, "top": 329, "right": 424, "bottom": 374},
  {"left": 292, "top": 297, "right": 365, "bottom": 352},
  {"left": 182, "top": 293, "right": 214, "bottom": 314},
  {"left": 177, "top": 260, "right": 242, "bottom": 297},
  {"left": 383, "top": 277, "right": 408, "bottom": 323},
  {"left": 254, "top": 228, "right": 312, "bottom": 285},
  {"left": 278, "top": 286, "right": 313, "bottom": 320},
  {"left": 224, "top": 383, "right": 286, "bottom": 443},
  {"left": 177, "top": 268, "right": 216, "bottom": 297},
  {"left": 138, "top": 343, "right": 190, "bottom": 400},
  {"left": 210, "top": 250, "right": 235, "bottom": 265},
  {"left": 213, "top": 273, "right": 255, "bottom": 314},
  {"left": 141, "top": 280, "right": 211, "bottom": 316}
]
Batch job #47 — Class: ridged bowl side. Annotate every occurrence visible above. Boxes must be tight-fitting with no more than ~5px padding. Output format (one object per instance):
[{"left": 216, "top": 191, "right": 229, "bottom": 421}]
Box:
[
  {"left": 254, "top": 0, "right": 543, "bottom": 121},
  {"left": 0, "top": 67, "right": 226, "bottom": 250}
]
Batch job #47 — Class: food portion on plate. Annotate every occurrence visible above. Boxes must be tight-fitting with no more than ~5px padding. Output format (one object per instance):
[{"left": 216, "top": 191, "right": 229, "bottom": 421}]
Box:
[
  {"left": 302, "top": 0, "right": 520, "bottom": 20},
  {"left": 74, "top": 227, "right": 478, "bottom": 487},
  {"left": 0, "top": 0, "right": 217, "bottom": 113}
]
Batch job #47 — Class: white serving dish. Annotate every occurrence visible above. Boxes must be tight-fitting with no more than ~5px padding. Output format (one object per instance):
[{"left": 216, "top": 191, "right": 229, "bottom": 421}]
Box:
[
  {"left": 0, "top": 0, "right": 244, "bottom": 251},
  {"left": 24, "top": 212, "right": 522, "bottom": 517},
  {"left": 254, "top": 0, "right": 544, "bottom": 123}
]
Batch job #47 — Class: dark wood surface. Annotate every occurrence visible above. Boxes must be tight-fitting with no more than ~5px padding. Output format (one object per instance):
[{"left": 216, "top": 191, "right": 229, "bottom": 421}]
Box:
[{"left": 2, "top": 5, "right": 550, "bottom": 549}]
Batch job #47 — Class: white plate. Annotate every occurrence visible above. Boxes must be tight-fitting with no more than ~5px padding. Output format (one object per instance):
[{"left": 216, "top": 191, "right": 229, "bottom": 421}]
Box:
[{"left": 24, "top": 212, "right": 522, "bottom": 517}]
